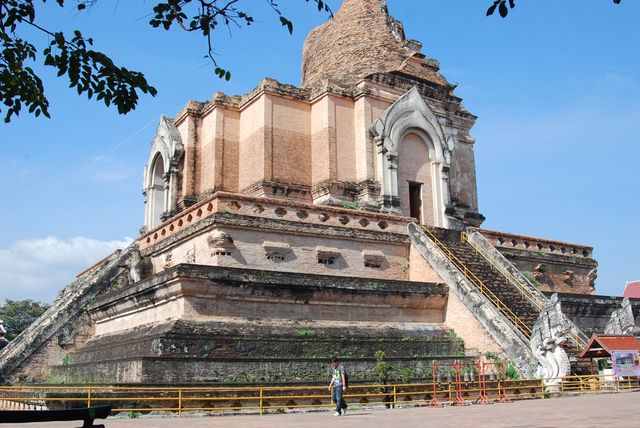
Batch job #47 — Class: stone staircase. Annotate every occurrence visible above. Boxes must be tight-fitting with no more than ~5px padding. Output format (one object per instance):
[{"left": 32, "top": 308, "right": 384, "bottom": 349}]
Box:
[
  {"left": 426, "top": 227, "right": 540, "bottom": 336},
  {"left": 0, "top": 244, "right": 136, "bottom": 384},
  {"left": 424, "top": 226, "right": 591, "bottom": 375}
]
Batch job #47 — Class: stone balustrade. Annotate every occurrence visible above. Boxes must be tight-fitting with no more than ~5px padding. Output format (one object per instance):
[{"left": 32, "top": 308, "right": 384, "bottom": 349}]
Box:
[
  {"left": 479, "top": 229, "right": 593, "bottom": 258},
  {"left": 139, "top": 192, "right": 412, "bottom": 250}
]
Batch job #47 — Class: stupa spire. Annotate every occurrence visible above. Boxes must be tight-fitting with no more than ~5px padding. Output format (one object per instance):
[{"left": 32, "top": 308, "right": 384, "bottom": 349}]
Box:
[{"left": 301, "top": 0, "right": 414, "bottom": 88}]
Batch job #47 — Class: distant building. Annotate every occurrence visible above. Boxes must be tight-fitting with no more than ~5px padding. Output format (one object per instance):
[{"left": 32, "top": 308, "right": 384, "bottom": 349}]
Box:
[{"left": 624, "top": 280, "right": 640, "bottom": 299}]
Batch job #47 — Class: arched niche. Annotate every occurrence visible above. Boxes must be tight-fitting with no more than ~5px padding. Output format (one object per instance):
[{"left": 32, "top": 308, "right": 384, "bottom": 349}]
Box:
[
  {"left": 397, "top": 130, "right": 434, "bottom": 224},
  {"left": 143, "top": 115, "right": 184, "bottom": 231},
  {"left": 370, "top": 87, "right": 456, "bottom": 227}
]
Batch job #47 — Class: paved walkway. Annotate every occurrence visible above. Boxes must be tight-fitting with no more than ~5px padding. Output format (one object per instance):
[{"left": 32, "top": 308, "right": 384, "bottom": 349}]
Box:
[{"left": 8, "top": 392, "right": 640, "bottom": 428}]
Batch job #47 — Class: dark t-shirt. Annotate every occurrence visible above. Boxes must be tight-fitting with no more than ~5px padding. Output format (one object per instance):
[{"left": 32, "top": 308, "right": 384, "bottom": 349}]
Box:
[{"left": 333, "top": 364, "right": 345, "bottom": 387}]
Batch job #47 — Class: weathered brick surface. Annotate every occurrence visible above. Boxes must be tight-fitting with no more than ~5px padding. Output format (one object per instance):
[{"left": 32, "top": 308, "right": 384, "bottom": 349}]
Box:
[
  {"left": 53, "top": 321, "right": 468, "bottom": 384},
  {"left": 481, "top": 229, "right": 598, "bottom": 294},
  {"left": 302, "top": 0, "right": 437, "bottom": 89},
  {"left": 89, "top": 264, "right": 448, "bottom": 334},
  {"left": 551, "top": 293, "right": 640, "bottom": 336}
]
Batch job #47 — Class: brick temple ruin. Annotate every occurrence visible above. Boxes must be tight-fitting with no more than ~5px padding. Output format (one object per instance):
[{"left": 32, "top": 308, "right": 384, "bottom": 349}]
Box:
[{"left": 1, "top": 0, "right": 638, "bottom": 386}]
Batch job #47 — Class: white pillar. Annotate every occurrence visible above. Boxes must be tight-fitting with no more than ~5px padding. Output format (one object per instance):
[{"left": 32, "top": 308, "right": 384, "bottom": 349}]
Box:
[
  {"left": 168, "top": 165, "right": 180, "bottom": 215},
  {"left": 162, "top": 172, "right": 171, "bottom": 218},
  {"left": 388, "top": 154, "right": 399, "bottom": 199},
  {"left": 432, "top": 162, "right": 444, "bottom": 227}
]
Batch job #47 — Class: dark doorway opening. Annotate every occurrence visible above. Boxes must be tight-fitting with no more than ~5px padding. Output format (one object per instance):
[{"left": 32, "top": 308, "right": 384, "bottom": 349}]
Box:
[{"left": 409, "top": 182, "right": 423, "bottom": 223}]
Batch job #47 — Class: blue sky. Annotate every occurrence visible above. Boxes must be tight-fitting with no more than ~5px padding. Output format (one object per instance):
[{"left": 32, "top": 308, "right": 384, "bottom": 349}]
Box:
[{"left": 1, "top": 0, "right": 638, "bottom": 302}]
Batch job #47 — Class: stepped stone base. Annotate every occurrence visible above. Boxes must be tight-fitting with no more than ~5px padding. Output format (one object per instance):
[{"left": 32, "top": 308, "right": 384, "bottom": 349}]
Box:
[
  {"left": 48, "top": 265, "right": 466, "bottom": 384},
  {"left": 52, "top": 320, "right": 466, "bottom": 384}
]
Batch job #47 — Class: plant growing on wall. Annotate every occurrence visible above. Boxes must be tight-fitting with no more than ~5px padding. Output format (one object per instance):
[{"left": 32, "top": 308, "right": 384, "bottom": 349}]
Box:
[
  {"left": 340, "top": 200, "right": 361, "bottom": 210},
  {"left": 372, "top": 350, "right": 394, "bottom": 408},
  {"left": 522, "top": 271, "right": 541, "bottom": 288},
  {"left": 400, "top": 367, "right": 415, "bottom": 384}
]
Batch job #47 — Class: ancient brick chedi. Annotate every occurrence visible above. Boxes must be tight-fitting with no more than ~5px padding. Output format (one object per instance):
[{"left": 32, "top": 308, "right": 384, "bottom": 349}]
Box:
[{"left": 1, "top": 0, "right": 629, "bottom": 386}]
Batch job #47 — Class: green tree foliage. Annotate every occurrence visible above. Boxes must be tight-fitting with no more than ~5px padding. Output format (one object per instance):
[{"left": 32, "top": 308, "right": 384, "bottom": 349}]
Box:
[
  {"left": 1, "top": 0, "right": 159, "bottom": 123},
  {"left": 487, "top": 0, "right": 621, "bottom": 19},
  {"left": 0, "top": 299, "right": 50, "bottom": 341},
  {"left": 0, "top": 0, "right": 332, "bottom": 123}
]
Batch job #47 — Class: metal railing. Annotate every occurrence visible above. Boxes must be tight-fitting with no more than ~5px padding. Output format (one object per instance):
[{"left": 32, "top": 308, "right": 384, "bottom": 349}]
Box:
[
  {"left": 421, "top": 226, "right": 533, "bottom": 338},
  {"left": 461, "top": 231, "right": 589, "bottom": 351},
  {"left": 462, "top": 231, "right": 547, "bottom": 311},
  {"left": 0, "top": 375, "right": 637, "bottom": 416}
]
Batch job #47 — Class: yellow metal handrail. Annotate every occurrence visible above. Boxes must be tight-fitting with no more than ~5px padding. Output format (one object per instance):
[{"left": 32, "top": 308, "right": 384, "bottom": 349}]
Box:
[
  {"left": 421, "top": 227, "right": 532, "bottom": 338},
  {"left": 461, "top": 231, "right": 546, "bottom": 312},
  {"left": 460, "top": 231, "right": 588, "bottom": 351},
  {"left": 0, "top": 375, "right": 637, "bottom": 415}
]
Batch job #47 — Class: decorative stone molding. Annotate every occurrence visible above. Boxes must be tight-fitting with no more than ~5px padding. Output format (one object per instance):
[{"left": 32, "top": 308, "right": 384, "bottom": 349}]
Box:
[
  {"left": 139, "top": 192, "right": 412, "bottom": 251},
  {"left": 362, "top": 250, "right": 386, "bottom": 268},
  {"left": 605, "top": 298, "right": 638, "bottom": 336},
  {"left": 316, "top": 246, "right": 341, "bottom": 265},
  {"left": 311, "top": 179, "right": 357, "bottom": 199},
  {"left": 185, "top": 247, "right": 197, "bottom": 263},
  {"left": 242, "top": 180, "right": 311, "bottom": 202},
  {"left": 530, "top": 294, "right": 571, "bottom": 387},
  {"left": 207, "top": 231, "right": 235, "bottom": 256},
  {"left": 587, "top": 269, "right": 597, "bottom": 290},
  {"left": 480, "top": 229, "right": 594, "bottom": 259},
  {"left": 562, "top": 270, "right": 575, "bottom": 288},
  {"left": 127, "top": 250, "right": 153, "bottom": 284},
  {"left": 478, "top": 229, "right": 598, "bottom": 294},
  {"left": 163, "top": 253, "right": 173, "bottom": 269},
  {"left": 263, "top": 241, "right": 292, "bottom": 262}
]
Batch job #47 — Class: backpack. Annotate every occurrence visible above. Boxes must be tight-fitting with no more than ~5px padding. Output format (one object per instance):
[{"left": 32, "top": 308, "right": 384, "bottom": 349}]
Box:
[{"left": 343, "top": 367, "right": 349, "bottom": 388}]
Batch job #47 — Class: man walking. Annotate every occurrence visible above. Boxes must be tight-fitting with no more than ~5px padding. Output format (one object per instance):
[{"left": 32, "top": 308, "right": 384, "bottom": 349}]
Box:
[{"left": 328, "top": 357, "right": 348, "bottom": 416}]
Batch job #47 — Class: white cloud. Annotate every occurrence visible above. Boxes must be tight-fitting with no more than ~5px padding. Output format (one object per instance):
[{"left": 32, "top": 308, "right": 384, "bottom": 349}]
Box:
[
  {"left": 0, "top": 236, "right": 132, "bottom": 303},
  {"left": 599, "top": 70, "right": 635, "bottom": 89}
]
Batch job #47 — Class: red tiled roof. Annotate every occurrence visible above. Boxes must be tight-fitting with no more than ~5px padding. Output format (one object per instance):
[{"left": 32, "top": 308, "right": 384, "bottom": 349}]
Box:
[
  {"left": 580, "top": 334, "right": 640, "bottom": 358},
  {"left": 623, "top": 280, "right": 640, "bottom": 299}
]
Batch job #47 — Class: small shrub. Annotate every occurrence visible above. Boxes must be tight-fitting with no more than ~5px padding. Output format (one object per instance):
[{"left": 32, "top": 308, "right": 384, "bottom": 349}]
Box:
[
  {"left": 522, "top": 271, "right": 541, "bottom": 287},
  {"left": 341, "top": 200, "right": 361, "bottom": 210},
  {"left": 400, "top": 367, "right": 415, "bottom": 384},
  {"left": 505, "top": 362, "right": 520, "bottom": 380},
  {"left": 373, "top": 350, "right": 392, "bottom": 385}
]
